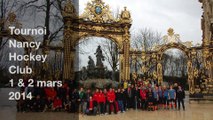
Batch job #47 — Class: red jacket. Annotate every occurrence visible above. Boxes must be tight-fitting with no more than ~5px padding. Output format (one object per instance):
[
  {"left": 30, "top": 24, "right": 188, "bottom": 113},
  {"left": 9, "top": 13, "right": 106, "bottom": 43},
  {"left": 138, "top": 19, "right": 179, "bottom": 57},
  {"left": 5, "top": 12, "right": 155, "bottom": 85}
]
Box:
[
  {"left": 99, "top": 93, "right": 106, "bottom": 103},
  {"left": 107, "top": 91, "right": 115, "bottom": 102},
  {"left": 140, "top": 89, "right": 147, "bottom": 100},
  {"left": 89, "top": 99, "right": 93, "bottom": 110},
  {"left": 53, "top": 98, "right": 62, "bottom": 108},
  {"left": 93, "top": 92, "right": 99, "bottom": 102},
  {"left": 45, "top": 88, "right": 57, "bottom": 100}
]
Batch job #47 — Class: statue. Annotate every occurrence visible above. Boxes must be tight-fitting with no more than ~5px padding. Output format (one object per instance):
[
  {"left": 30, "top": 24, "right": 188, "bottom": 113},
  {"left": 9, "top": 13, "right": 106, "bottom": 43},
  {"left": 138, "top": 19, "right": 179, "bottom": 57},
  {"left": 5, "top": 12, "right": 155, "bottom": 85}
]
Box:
[
  {"left": 187, "top": 60, "right": 192, "bottom": 73},
  {"left": 141, "top": 66, "right": 147, "bottom": 74},
  {"left": 81, "top": 67, "right": 87, "bottom": 80},
  {"left": 194, "top": 68, "right": 199, "bottom": 78},
  {"left": 157, "top": 63, "right": 162, "bottom": 75},
  {"left": 87, "top": 56, "right": 95, "bottom": 70},
  {"left": 94, "top": 45, "right": 105, "bottom": 68},
  {"left": 153, "top": 71, "right": 157, "bottom": 79},
  {"left": 132, "top": 72, "right": 138, "bottom": 80}
]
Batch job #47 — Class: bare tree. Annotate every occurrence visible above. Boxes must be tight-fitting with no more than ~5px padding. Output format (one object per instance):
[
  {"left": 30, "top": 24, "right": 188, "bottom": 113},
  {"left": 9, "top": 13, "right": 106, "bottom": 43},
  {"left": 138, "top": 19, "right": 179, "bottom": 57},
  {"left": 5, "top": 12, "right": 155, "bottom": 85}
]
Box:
[
  {"left": 100, "top": 39, "right": 119, "bottom": 81},
  {"left": 131, "top": 28, "right": 162, "bottom": 74},
  {"left": 131, "top": 28, "right": 162, "bottom": 51}
]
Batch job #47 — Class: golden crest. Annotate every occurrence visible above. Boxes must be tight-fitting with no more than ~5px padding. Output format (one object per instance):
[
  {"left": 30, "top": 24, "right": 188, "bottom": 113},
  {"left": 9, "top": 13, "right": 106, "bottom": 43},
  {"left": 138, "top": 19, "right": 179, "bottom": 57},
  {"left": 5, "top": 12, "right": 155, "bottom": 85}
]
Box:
[{"left": 80, "top": 0, "right": 115, "bottom": 23}]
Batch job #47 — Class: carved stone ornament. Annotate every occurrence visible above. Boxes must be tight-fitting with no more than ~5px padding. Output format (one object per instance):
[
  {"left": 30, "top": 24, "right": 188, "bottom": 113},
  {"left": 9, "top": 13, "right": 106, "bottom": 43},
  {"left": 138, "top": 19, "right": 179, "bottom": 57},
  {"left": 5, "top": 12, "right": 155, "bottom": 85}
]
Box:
[
  {"left": 62, "top": 0, "right": 76, "bottom": 18},
  {"left": 5, "top": 12, "right": 22, "bottom": 29},
  {"left": 80, "top": 0, "right": 115, "bottom": 23},
  {"left": 120, "top": 7, "right": 132, "bottom": 23},
  {"left": 163, "top": 28, "right": 181, "bottom": 44}
]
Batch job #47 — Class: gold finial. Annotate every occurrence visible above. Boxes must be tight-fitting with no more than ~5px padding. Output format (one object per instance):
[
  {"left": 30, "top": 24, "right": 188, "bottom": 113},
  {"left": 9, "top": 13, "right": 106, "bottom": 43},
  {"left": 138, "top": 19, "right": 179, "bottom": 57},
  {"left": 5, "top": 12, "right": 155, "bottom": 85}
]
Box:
[
  {"left": 120, "top": 6, "right": 131, "bottom": 23},
  {"left": 167, "top": 28, "right": 174, "bottom": 36},
  {"left": 62, "top": 0, "right": 75, "bottom": 17},
  {"left": 8, "top": 12, "right": 17, "bottom": 23}
]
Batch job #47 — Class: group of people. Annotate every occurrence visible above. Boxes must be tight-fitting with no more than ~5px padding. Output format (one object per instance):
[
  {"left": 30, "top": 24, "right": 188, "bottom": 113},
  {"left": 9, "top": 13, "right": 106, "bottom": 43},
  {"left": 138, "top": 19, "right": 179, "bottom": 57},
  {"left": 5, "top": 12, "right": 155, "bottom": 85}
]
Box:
[{"left": 17, "top": 79, "right": 186, "bottom": 115}]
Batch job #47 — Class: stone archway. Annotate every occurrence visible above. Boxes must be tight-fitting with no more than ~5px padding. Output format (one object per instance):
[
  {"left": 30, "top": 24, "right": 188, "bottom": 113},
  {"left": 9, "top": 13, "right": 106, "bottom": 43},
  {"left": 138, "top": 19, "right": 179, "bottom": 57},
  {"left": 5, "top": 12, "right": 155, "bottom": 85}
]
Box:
[{"left": 62, "top": 0, "right": 132, "bottom": 81}]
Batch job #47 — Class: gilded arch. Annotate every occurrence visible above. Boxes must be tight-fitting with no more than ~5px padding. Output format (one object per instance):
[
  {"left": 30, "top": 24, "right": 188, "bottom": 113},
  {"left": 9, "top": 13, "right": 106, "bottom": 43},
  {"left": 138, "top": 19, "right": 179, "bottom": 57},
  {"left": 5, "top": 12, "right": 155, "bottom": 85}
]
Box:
[
  {"left": 62, "top": 0, "right": 132, "bottom": 81},
  {"left": 76, "top": 32, "right": 123, "bottom": 50},
  {"left": 152, "top": 28, "right": 197, "bottom": 93}
]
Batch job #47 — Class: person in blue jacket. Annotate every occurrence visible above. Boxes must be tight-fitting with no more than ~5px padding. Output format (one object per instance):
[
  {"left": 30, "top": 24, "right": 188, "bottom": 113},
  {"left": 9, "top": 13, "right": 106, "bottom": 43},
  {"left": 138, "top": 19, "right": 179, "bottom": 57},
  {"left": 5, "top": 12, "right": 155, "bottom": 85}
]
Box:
[
  {"left": 163, "top": 86, "right": 169, "bottom": 109},
  {"left": 168, "top": 85, "right": 176, "bottom": 109}
]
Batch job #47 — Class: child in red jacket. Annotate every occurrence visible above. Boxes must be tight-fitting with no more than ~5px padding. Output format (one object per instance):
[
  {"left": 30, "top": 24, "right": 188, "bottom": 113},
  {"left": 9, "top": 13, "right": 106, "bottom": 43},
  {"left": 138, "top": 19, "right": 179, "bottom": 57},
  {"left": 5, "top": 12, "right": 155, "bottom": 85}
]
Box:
[
  {"left": 93, "top": 89, "right": 100, "bottom": 114},
  {"left": 86, "top": 96, "right": 97, "bottom": 115},
  {"left": 107, "top": 88, "right": 117, "bottom": 114},
  {"left": 53, "top": 96, "right": 62, "bottom": 111},
  {"left": 93, "top": 89, "right": 99, "bottom": 104},
  {"left": 140, "top": 87, "right": 147, "bottom": 110}
]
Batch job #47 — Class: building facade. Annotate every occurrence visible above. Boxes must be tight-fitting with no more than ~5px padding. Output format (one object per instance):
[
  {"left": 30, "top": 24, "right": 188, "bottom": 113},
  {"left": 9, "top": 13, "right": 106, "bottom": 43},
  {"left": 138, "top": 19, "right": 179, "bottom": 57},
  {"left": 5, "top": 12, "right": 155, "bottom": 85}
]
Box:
[{"left": 199, "top": 0, "right": 213, "bottom": 80}]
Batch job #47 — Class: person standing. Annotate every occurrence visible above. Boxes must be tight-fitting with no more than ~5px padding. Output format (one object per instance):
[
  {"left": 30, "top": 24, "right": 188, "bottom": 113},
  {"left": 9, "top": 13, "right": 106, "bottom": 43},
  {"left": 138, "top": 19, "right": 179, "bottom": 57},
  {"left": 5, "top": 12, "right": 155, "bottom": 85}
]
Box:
[
  {"left": 103, "top": 89, "right": 108, "bottom": 114},
  {"left": 86, "top": 96, "right": 95, "bottom": 115},
  {"left": 147, "top": 88, "right": 154, "bottom": 111},
  {"left": 107, "top": 88, "right": 117, "bottom": 114},
  {"left": 116, "top": 88, "right": 124, "bottom": 113},
  {"left": 70, "top": 89, "right": 79, "bottom": 113},
  {"left": 168, "top": 85, "right": 176, "bottom": 109},
  {"left": 93, "top": 89, "right": 100, "bottom": 114},
  {"left": 140, "top": 86, "right": 147, "bottom": 110},
  {"left": 121, "top": 88, "right": 127, "bottom": 112},
  {"left": 153, "top": 87, "right": 159, "bottom": 110},
  {"left": 126, "top": 85, "right": 132, "bottom": 109},
  {"left": 79, "top": 87, "right": 85, "bottom": 113},
  {"left": 176, "top": 86, "right": 185, "bottom": 110},
  {"left": 133, "top": 86, "right": 140, "bottom": 109},
  {"left": 99, "top": 90, "right": 106, "bottom": 115},
  {"left": 158, "top": 86, "right": 163, "bottom": 109},
  {"left": 173, "top": 83, "right": 178, "bottom": 109},
  {"left": 163, "top": 86, "right": 169, "bottom": 109}
]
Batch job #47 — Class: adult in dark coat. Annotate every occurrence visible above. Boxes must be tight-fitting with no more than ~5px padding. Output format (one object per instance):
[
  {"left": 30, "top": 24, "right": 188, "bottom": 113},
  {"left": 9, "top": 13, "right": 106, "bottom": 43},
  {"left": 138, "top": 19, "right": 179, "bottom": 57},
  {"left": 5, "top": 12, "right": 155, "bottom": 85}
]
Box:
[
  {"left": 133, "top": 86, "right": 140, "bottom": 109},
  {"left": 173, "top": 83, "right": 178, "bottom": 109},
  {"left": 176, "top": 86, "right": 185, "bottom": 110},
  {"left": 70, "top": 89, "right": 80, "bottom": 113},
  {"left": 122, "top": 88, "right": 127, "bottom": 111},
  {"left": 126, "top": 85, "right": 134, "bottom": 109}
]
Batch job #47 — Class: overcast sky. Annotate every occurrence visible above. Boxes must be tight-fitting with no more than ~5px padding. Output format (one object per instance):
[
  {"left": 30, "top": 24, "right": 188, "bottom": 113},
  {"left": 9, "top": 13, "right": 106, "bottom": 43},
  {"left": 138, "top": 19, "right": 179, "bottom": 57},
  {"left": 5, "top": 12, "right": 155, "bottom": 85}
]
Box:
[
  {"left": 77, "top": 0, "right": 203, "bottom": 70},
  {"left": 79, "top": 0, "right": 203, "bottom": 44}
]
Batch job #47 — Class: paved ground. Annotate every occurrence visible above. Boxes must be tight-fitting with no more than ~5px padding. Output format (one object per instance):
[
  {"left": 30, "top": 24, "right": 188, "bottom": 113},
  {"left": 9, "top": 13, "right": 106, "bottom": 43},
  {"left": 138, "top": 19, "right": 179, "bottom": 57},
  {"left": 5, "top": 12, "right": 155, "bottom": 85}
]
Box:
[
  {"left": 0, "top": 88, "right": 17, "bottom": 120},
  {"left": 1, "top": 88, "right": 213, "bottom": 120}
]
